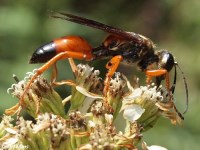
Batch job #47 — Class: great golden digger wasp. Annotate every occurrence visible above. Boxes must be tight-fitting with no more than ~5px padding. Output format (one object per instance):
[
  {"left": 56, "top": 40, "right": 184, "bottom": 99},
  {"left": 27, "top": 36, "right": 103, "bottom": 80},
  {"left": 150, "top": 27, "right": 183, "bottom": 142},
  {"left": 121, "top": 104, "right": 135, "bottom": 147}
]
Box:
[{"left": 21, "top": 12, "right": 188, "bottom": 118}]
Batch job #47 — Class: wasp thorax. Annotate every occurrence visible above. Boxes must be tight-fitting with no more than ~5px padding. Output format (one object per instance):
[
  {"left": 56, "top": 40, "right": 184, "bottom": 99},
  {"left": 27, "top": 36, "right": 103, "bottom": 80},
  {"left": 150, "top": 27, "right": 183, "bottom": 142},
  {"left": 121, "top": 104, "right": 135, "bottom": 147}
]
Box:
[{"left": 157, "top": 50, "right": 175, "bottom": 72}]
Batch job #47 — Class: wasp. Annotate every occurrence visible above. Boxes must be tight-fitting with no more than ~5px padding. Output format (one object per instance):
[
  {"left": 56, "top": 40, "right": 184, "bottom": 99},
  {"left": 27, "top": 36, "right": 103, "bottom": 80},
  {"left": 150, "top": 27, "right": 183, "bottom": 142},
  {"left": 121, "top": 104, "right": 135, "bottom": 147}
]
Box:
[{"left": 21, "top": 12, "right": 188, "bottom": 118}]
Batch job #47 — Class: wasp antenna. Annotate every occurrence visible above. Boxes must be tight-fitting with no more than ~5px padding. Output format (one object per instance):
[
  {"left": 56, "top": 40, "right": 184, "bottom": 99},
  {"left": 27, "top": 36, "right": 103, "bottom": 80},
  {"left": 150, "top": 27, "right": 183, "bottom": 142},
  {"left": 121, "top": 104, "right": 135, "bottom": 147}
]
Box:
[
  {"left": 170, "top": 65, "right": 177, "bottom": 94},
  {"left": 175, "top": 62, "right": 189, "bottom": 114}
]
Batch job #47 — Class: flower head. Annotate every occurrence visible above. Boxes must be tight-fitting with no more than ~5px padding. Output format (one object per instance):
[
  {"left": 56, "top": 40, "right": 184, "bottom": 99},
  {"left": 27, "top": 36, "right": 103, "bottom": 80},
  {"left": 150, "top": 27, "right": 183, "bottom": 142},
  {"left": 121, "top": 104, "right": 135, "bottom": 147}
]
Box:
[
  {"left": 2, "top": 63, "right": 184, "bottom": 150},
  {"left": 6, "top": 70, "right": 65, "bottom": 117}
]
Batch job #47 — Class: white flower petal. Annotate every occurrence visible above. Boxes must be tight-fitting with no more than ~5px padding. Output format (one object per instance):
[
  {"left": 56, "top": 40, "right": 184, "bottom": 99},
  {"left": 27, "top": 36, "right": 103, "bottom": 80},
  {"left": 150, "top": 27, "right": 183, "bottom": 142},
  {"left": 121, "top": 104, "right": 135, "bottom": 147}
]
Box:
[
  {"left": 88, "top": 120, "right": 96, "bottom": 128},
  {"left": 76, "top": 86, "right": 103, "bottom": 99},
  {"left": 2, "top": 137, "right": 18, "bottom": 148},
  {"left": 33, "top": 121, "right": 50, "bottom": 133},
  {"left": 123, "top": 88, "right": 142, "bottom": 101},
  {"left": 79, "top": 97, "right": 95, "bottom": 113},
  {"left": 79, "top": 144, "right": 92, "bottom": 150},
  {"left": 5, "top": 128, "right": 17, "bottom": 134},
  {"left": 105, "top": 114, "right": 113, "bottom": 124},
  {"left": 123, "top": 104, "right": 145, "bottom": 121}
]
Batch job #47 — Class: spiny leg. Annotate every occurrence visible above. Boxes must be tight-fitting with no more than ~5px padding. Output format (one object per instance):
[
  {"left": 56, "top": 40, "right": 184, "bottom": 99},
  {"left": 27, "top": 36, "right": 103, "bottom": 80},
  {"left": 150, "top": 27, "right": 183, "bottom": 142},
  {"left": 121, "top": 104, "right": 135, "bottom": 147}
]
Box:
[{"left": 103, "top": 55, "right": 123, "bottom": 96}]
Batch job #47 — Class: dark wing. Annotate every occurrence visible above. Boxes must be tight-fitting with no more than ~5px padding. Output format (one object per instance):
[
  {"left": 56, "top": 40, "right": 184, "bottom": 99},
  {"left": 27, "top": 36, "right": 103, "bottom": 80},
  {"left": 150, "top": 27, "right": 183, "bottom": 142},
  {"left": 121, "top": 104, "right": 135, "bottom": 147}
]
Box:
[{"left": 50, "top": 12, "right": 142, "bottom": 43}]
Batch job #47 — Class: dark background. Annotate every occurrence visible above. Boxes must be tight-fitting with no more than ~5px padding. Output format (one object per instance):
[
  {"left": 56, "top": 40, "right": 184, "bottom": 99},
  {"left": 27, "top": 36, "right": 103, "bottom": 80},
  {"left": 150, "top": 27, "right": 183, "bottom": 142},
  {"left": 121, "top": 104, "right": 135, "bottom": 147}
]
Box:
[{"left": 0, "top": 0, "right": 199, "bottom": 149}]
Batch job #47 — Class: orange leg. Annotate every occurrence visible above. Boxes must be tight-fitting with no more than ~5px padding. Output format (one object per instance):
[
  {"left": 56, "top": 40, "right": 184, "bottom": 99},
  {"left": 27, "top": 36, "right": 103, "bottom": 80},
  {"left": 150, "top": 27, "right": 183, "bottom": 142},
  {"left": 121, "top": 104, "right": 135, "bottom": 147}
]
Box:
[
  {"left": 165, "top": 72, "right": 170, "bottom": 91},
  {"left": 68, "top": 58, "right": 78, "bottom": 77},
  {"left": 51, "top": 63, "right": 58, "bottom": 84},
  {"left": 20, "top": 51, "right": 93, "bottom": 109},
  {"left": 146, "top": 69, "right": 184, "bottom": 119},
  {"left": 50, "top": 64, "right": 76, "bottom": 87},
  {"left": 145, "top": 69, "right": 171, "bottom": 98},
  {"left": 145, "top": 69, "right": 173, "bottom": 98},
  {"left": 51, "top": 58, "right": 77, "bottom": 87},
  {"left": 145, "top": 69, "right": 167, "bottom": 84},
  {"left": 103, "top": 55, "right": 123, "bottom": 96}
]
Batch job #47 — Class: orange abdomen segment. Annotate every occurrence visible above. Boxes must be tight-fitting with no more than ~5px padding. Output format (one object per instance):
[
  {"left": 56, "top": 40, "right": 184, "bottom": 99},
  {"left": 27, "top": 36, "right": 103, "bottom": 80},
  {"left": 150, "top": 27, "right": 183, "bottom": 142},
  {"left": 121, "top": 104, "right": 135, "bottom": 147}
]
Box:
[
  {"left": 54, "top": 36, "right": 93, "bottom": 55},
  {"left": 29, "top": 36, "right": 94, "bottom": 64}
]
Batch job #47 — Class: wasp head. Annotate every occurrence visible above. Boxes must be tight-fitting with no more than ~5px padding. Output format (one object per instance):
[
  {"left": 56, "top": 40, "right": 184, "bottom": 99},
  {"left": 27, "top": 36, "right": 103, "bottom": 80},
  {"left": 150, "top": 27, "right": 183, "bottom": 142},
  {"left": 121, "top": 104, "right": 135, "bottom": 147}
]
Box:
[
  {"left": 157, "top": 50, "right": 175, "bottom": 72},
  {"left": 156, "top": 50, "right": 188, "bottom": 115},
  {"left": 155, "top": 50, "right": 175, "bottom": 87}
]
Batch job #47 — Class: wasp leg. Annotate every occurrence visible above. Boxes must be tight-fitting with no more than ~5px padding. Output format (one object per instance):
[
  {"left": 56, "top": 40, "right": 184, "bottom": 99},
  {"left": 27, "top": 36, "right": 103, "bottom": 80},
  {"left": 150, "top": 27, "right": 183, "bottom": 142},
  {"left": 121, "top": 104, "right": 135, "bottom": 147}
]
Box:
[
  {"left": 68, "top": 58, "right": 78, "bottom": 77},
  {"left": 103, "top": 55, "right": 123, "bottom": 96},
  {"left": 51, "top": 63, "right": 58, "bottom": 84},
  {"left": 145, "top": 69, "right": 171, "bottom": 100},
  {"left": 166, "top": 72, "right": 184, "bottom": 120},
  {"left": 145, "top": 69, "right": 167, "bottom": 84},
  {"left": 146, "top": 69, "right": 172, "bottom": 100},
  {"left": 165, "top": 72, "right": 171, "bottom": 91},
  {"left": 50, "top": 62, "right": 75, "bottom": 87},
  {"left": 146, "top": 69, "right": 184, "bottom": 120},
  {"left": 51, "top": 58, "right": 77, "bottom": 87},
  {"left": 50, "top": 62, "right": 76, "bottom": 87},
  {"left": 20, "top": 51, "right": 93, "bottom": 112},
  {"left": 146, "top": 69, "right": 171, "bottom": 95}
]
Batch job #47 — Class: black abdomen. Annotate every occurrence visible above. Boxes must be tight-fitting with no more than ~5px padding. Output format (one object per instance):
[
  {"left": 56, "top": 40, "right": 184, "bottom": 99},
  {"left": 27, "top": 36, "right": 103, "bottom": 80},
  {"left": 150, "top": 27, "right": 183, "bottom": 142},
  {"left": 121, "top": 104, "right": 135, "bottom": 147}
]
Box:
[{"left": 29, "top": 42, "right": 57, "bottom": 64}]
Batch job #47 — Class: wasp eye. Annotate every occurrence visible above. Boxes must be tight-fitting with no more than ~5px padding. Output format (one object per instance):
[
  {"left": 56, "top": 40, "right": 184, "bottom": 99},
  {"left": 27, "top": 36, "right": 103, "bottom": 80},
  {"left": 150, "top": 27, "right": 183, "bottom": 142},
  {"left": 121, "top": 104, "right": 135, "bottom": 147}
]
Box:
[{"left": 158, "top": 50, "right": 174, "bottom": 71}]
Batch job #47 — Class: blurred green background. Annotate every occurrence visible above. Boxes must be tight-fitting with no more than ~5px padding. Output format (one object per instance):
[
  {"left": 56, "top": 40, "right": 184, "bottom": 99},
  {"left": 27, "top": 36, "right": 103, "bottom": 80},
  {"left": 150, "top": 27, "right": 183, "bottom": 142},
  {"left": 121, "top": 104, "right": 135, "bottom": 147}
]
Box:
[{"left": 0, "top": 0, "right": 199, "bottom": 149}]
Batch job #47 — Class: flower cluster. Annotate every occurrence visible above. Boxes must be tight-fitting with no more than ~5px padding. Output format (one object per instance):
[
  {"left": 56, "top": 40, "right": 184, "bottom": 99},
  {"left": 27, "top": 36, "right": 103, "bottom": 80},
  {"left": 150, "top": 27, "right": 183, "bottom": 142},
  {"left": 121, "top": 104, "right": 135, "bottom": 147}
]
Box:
[
  {"left": 6, "top": 70, "right": 65, "bottom": 118},
  {"left": 1, "top": 63, "right": 183, "bottom": 149}
]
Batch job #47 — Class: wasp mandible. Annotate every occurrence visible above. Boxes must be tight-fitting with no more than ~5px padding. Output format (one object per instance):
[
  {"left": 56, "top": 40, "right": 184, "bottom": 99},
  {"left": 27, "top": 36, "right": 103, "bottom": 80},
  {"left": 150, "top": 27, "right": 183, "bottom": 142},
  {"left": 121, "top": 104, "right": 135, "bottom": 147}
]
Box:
[{"left": 21, "top": 12, "right": 188, "bottom": 117}]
